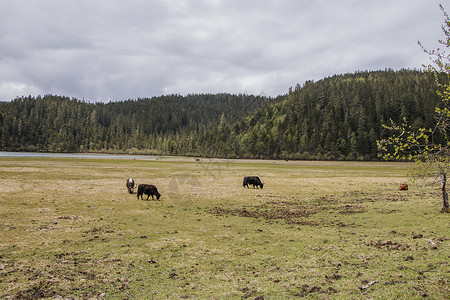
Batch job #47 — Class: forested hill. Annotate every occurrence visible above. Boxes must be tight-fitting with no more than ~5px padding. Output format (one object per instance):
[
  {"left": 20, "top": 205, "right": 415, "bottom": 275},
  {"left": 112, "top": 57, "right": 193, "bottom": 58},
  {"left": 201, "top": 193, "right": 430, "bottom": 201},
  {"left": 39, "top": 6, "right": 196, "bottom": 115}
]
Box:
[
  {"left": 220, "top": 69, "right": 441, "bottom": 160},
  {"left": 0, "top": 69, "right": 441, "bottom": 160},
  {"left": 0, "top": 93, "right": 280, "bottom": 154}
]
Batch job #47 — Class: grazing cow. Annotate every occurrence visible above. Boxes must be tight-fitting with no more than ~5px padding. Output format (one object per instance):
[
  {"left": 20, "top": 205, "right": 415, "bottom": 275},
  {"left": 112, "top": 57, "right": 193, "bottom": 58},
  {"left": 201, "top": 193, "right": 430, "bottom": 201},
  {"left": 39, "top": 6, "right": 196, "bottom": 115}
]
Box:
[
  {"left": 399, "top": 183, "right": 408, "bottom": 190},
  {"left": 137, "top": 184, "right": 161, "bottom": 200},
  {"left": 243, "top": 176, "right": 264, "bottom": 189},
  {"left": 126, "top": 178, "right": 135, "bottom": 194}
]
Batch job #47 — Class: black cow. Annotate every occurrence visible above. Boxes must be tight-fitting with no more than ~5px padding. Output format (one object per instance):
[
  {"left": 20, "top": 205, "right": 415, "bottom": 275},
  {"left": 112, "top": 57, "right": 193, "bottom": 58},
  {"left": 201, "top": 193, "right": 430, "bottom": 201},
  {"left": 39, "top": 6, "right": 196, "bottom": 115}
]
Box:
[
  {"left": 243, "top": 176, "right": 264, "bottom": 189},
  {"left": 126, "top": 178, "right": 135, "bottom": 194},
  {"left": 137, "top": 184, "right": 161, "bottom": 200}
]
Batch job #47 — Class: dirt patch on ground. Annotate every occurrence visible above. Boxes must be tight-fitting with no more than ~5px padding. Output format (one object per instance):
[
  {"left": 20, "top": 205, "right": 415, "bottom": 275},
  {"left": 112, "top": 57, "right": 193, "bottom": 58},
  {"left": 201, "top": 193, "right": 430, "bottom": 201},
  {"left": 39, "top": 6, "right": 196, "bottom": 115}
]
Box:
[
  {"left": 209, "top": 199, "right": 323, "bottom": 225},
  {"left": 365, "top": 240, "right": 411, "bottom": 251},
  {"left": 290, "top": 284, "right": 340, "bottom": 297},
  {"left": 208, "top": 193, "right": 372, "bottom": 226},
  {"left": 338, "top": 204, "right": 366, "bottom": 214}
]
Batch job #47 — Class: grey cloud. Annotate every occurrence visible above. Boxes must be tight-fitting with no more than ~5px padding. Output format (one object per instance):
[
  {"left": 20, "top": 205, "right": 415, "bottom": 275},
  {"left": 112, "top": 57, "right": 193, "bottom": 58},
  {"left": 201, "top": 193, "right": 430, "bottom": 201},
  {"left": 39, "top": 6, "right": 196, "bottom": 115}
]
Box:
[{"left": 0, "top": 0, "right": 444, "bottom": 101}]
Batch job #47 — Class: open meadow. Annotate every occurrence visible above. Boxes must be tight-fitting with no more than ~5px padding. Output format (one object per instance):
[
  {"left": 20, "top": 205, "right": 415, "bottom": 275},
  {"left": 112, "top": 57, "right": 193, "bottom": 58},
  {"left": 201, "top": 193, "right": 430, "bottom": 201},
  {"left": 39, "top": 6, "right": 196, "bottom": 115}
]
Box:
[{"left": 0, "top": 156, "right": 448, "bottom": 299}]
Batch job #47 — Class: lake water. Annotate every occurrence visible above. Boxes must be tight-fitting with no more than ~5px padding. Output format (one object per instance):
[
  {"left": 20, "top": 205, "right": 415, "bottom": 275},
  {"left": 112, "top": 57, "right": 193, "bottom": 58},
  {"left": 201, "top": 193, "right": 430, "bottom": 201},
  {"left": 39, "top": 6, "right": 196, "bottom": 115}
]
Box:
[{"left": 0, "top": 151, "right": 159, "bottom": 160}]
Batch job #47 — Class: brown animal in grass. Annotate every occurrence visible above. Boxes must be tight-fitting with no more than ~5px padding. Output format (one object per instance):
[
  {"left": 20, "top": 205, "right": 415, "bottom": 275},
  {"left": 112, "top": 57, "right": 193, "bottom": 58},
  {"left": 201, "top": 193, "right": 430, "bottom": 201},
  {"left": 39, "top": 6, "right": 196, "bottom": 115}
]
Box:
[{"left": 399, "top": 183, "right": 408, "bottom": 190}]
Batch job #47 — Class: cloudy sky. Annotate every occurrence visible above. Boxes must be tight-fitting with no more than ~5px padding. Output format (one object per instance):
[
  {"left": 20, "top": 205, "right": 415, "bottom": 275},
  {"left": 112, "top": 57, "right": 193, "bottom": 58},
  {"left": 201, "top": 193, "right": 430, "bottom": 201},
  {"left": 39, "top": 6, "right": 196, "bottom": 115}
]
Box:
[{"left": 0, "top": 0, "right": 445, "bottom": 102}]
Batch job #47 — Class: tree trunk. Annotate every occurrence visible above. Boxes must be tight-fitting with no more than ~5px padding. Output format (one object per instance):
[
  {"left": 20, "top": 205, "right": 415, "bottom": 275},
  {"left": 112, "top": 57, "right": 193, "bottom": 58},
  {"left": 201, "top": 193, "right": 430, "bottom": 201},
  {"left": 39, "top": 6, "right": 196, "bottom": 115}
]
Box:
[{"left": 440, "top": 172, "right": 449, "bottom": 210}]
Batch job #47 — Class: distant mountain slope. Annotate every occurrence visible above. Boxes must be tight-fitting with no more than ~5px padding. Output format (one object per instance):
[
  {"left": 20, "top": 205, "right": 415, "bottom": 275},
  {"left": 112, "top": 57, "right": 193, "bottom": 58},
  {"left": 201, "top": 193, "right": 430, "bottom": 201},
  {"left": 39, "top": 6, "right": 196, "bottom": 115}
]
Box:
[
  {"left": 0, "top": 93, "right": 279, "bottom": 153},
  {"left": 186, "top": 69, "right": 440, "bottom": 160},
  {"left": 0, "top": 69, "right": 440, "bottom": 160}
]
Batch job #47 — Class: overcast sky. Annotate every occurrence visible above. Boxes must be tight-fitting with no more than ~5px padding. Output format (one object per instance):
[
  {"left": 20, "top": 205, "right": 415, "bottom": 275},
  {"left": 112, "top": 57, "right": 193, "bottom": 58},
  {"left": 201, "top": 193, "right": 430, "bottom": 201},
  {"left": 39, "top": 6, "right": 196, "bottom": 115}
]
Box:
[{"left": 0, "top": 0, "right": 445, "bottom": 102}]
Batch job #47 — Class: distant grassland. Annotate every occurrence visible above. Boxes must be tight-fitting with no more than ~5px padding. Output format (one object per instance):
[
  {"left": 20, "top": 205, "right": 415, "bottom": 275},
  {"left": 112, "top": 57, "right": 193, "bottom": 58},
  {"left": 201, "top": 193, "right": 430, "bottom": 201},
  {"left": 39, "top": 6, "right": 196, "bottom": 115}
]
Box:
[{"left": 0, "top": 157, "right": 448, "bottom": 299}]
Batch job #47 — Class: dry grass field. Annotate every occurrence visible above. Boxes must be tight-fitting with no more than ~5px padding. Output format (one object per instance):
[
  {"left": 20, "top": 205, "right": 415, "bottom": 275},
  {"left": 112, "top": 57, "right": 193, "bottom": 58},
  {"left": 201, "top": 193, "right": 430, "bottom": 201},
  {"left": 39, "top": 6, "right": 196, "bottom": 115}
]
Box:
[{"left": 0, "top": 156, "right": 448, "bottom": 299}]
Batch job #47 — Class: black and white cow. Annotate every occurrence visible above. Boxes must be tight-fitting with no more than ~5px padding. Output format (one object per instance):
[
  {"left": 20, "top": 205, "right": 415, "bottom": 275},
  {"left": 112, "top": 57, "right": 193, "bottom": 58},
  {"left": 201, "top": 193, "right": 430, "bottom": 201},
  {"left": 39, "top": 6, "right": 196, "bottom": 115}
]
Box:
[
  {"left": 137, "top": 184, "right": 161, "bottom": 200},
  {"left": 243, "top": 176, "right": 264, "bottom": 189},
  {"left": 126, "top": 178, "right": 135, "bottom": 194}
]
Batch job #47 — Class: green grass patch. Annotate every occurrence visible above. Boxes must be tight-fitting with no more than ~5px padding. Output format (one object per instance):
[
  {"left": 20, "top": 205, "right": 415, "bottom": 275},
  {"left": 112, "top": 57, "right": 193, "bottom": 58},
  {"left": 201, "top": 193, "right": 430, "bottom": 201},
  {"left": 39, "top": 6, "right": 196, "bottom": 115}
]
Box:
[{"left": 0, "top": 157, "right": 448, "bottom": 299}]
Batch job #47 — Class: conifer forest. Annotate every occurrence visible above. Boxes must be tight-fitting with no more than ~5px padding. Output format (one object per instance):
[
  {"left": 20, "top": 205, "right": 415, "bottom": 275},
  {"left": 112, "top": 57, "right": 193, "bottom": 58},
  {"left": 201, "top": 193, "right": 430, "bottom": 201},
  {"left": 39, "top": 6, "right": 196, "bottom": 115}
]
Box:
[{"left": 0, "top": 69, "right": 442, "bottom": 160}]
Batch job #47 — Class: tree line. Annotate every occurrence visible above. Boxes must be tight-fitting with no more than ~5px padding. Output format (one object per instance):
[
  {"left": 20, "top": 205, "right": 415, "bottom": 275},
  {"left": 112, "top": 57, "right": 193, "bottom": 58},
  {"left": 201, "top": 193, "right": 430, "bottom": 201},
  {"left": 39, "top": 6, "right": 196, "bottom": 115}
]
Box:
[{"left": 0, "top": 69, "right": 442, "bottom": 160}]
